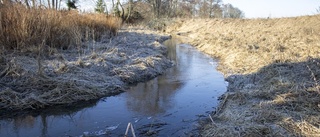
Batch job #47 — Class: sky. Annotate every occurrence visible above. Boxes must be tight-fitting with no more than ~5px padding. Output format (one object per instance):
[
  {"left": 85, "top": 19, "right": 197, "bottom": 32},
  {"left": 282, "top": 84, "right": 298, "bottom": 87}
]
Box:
[
  {"left": 76, "top": 0, "right": 121, "bottom": 13},
  {"left": 223, "top": 0, "right": 320, "bottom": 18}
]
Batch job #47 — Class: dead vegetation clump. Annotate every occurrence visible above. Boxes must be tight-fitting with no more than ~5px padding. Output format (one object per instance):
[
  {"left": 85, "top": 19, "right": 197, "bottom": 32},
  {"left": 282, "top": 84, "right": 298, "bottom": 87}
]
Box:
[{"left": 168, "top": 15, "right": 320, "bottom": 136}]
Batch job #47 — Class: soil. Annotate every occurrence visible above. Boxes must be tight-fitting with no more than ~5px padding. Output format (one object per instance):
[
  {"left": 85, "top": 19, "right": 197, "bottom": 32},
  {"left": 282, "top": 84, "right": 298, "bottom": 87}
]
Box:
[
  {"left": 0, "top": 27, "right": 173, "bottom": 112},
  {"left": 166, "top": 15, "right": 320, "bottom": 136}
]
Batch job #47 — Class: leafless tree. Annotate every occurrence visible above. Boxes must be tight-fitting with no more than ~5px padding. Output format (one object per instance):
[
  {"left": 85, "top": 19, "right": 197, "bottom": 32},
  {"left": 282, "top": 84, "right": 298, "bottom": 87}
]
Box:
[
  {"left": 199, "top": 0, "right": 210, "bottom": 17},
  {"left": 126, "top": 0, "right": 245, "bottom": 19},
  {"left": 222, "top": 4, "right": 244, "bottom": 18},
  {"left": 155, "top": 0, "right": 161, "bottom": 18}
]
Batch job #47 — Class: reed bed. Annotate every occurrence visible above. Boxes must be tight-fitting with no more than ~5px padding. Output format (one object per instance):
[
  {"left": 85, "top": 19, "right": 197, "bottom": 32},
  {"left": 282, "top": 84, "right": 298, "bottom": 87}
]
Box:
[{"left": 0, "top": 4, "right": 122, "bottom": 52}]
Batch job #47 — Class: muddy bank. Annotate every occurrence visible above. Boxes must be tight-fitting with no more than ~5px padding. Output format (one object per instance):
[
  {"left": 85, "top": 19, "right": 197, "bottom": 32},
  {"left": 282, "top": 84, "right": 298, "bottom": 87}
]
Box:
[
  {"left": 0, "top": 28, "right": 173, "bottom": 112},
  {"left": 167, "top": 15, "right": 320, "bottom": 136}
]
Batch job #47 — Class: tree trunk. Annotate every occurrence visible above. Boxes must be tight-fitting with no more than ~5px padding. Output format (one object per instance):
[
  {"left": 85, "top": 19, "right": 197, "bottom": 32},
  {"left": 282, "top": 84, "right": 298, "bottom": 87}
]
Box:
[
  {"left": 32, "top": 0, "right": 36, "bottom": 7},
  {"left": 55, "top": 0, "right": 58, "bottom": 9},
  {"left": 117, "top": 0, "right": 125, "bottom": 20},
  {"left": 47, "top": 0, "right": 51, "bottom": 9},
  {"left": 154, "top": 0, "right": 161, "bottom": 18},
  {"left": 209, "top": 0, "right": 213, "bottom": 17},
  {"left": 120, "top": 2, "right": 124, "bottom": 20},
  {"left": 58, "top": 0, "right": 61, "bottom": 10},
  {"left": 51, "top": 0, "right": 54, "bottom": 9},
  {"left": 24, "top": 0, "right": 30, "bottom": 8},
  {"left": 125, "top": 0, "right": 133, "bottom": 22},
  {"left": 104, "top": 0, "right": 108, "bottom": 14}
]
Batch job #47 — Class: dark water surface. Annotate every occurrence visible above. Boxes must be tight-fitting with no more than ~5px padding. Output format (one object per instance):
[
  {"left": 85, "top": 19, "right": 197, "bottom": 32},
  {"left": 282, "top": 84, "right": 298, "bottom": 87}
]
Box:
[{"left": 0, "top": 39, "right": 227, "bottom": 137}]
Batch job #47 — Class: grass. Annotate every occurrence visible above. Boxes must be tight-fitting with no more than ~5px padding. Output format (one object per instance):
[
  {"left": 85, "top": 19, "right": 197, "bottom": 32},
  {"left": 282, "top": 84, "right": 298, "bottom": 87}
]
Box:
[
  {"left": 0, "top": 27, "right": 173, "bottom": 112},
  {"left": 173, "top": 16, "right": 320, "bottom": 75},
  {"left": 0, "top": 4, "right": 122, "bottom": 53},
  {"left": 0, "top": 4, "right": 125, "bottom": 110},
  {"left": 168, "top": 15, "right": 320, "bottom": 136}
]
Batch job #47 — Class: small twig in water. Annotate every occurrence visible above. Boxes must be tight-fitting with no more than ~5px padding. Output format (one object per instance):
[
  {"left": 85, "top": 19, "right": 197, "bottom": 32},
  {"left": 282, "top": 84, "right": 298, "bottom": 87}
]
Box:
[
  {"left": 130, "top": 123, "right": 136, "bottom": 137},
  {"left": 124, "top": 122, "right": 136, "bottom": 137},
  {"left": 209, "top": 114, "right": 214, "bottom": 125}
]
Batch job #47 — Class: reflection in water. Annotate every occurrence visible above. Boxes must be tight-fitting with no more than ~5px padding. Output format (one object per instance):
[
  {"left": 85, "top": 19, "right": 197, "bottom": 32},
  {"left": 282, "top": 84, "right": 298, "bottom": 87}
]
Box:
[
  {"left": 10, "top": 116, "right": 37, "bottom": 136},
  {"left": 0, "top": 100, "right": 99, "bottom": 137},
  {"left": 0, "top": 38, "right": 227, "bottom": 137},
  {"left": 126, "top": 75, "right": 182, "bottom": 116},
  {"left": 165, "top": 39, "right": 178, "bottom": 62},
  {"left": 40, "top": 114, "right": 48, "bottom": 137},
  {"left": 126, "top": 39, "right": 183, "bottom": 115},
  {"left": 13, "top": 116, "right": 36, "bottom": 129}
]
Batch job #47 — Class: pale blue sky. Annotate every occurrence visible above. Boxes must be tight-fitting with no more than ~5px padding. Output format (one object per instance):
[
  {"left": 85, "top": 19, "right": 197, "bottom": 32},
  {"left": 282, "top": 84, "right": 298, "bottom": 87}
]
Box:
[
  {"left": 76, "top": 0, "right": 122, "bottom": 12},
  {"left": 223, "top": 0, "right": 320, "bottom": 18}
]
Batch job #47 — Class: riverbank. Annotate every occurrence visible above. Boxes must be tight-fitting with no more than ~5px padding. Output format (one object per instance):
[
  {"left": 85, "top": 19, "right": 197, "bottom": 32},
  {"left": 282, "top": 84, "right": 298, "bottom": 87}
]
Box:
[
  {"left": 166, "top": 15, "right": 320, "bottom": 136},
  {"left": 0, "top": 28, "right": 172, "bottom": 112}
]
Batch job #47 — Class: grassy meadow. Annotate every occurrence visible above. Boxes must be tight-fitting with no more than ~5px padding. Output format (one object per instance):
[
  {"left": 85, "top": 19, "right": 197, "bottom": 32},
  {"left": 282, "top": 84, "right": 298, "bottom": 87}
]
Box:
[{"left": 168, "top": 15, "right": 320, "bottom": 136}]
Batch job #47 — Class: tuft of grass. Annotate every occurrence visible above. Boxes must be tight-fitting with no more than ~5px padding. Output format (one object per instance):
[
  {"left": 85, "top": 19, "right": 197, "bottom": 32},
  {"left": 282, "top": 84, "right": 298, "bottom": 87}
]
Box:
[{"left": 0, "top": 4, "right": 122, "bottom": 52}]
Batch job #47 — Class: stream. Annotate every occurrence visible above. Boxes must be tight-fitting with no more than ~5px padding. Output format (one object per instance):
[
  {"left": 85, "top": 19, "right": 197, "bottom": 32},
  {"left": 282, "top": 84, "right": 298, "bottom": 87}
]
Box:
[{"left": 0, "top": 39, "right": 227, "bottom": 137}]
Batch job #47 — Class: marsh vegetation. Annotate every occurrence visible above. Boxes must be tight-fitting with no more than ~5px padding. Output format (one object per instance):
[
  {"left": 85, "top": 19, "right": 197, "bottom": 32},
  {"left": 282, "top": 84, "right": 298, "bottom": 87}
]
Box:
[
  {"left": 167, "top": 15, "right": 320, "bottom": 136},
  {"left": 1, "top": 0, "right": 319, "bottom": 136},
  {"left": 0, "top": 2, "right": 172, "bottom": 111}
]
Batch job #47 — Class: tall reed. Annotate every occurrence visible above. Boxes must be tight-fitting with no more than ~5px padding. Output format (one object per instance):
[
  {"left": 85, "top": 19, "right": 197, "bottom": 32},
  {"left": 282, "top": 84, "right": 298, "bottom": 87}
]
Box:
[{"left": 0, "top": 4, "right": 122, "bottom": 52}]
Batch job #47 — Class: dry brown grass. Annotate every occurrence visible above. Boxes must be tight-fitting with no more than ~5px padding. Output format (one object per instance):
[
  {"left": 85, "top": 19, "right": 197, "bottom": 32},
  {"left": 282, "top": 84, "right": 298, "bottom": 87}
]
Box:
[
  {"left": 0, "top": 27, "right": 172, "bottom": 112},
  {"left": 168, "top": 15, "right": 320, "bottom": 136},
  {"left": 0, "top": 4, "right": 175, "bottom": 112},
  {"left": 0, "top": 4, "right": 122, "bottom": 52},
  {"left": 170, "top": 16, "right": 320, "bottom": 75}
]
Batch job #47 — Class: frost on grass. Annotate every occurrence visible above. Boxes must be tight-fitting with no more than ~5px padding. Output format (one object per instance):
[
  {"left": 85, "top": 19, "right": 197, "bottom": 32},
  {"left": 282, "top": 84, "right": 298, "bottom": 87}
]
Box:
[{"left": 0, "top": 30, "right": 173, "bottom": 111}]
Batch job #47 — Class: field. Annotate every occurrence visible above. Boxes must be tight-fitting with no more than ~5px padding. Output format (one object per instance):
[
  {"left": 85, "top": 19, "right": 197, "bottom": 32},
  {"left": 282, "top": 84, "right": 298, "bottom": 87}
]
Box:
[{"left": 166, "top": 15, "right": 320, "bottom": 136}]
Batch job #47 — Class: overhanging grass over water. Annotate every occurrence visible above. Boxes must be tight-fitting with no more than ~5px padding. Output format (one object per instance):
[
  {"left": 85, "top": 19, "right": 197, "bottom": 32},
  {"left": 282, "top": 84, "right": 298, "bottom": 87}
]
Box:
[
  {"left": 0, "top": 29, "right": 172, "bottom": 111},
  {"left": 168, "top": 15, "right": 320, "bottom": 136}
]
